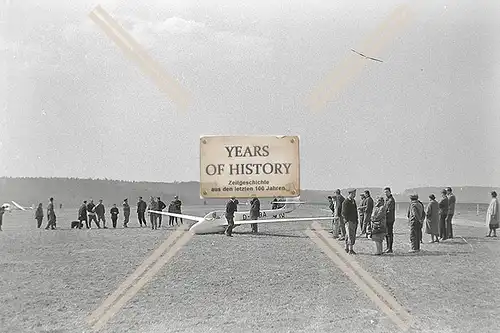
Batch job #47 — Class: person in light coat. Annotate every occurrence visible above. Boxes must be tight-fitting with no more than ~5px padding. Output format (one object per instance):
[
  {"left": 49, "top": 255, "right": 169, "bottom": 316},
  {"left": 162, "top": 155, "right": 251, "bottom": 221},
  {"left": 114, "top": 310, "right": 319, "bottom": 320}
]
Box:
[
  {"left": 486, "top": 191, "right": 499, "bottom": 237},
  {"left": 425, "top": 194, "right": 439, "bottom": 243},
  {"left": 147, "top": 196, "right": 159, "bottom": 230},
  {"left": 370, "top": 196, "right": 387, "bottom": 255}
]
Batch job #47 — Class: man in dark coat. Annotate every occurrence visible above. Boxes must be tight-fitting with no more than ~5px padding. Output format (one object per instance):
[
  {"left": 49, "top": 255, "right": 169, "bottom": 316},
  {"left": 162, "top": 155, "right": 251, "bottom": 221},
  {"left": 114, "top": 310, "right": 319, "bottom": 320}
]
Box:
[
  {"left": 110, "top": 204, "right": 119, "bottom": 228},
  {"left": 271, "top": 196, "right": 278, "bottom": 217},
  {"left": 95, "top": 199, "right": 107, "bottom": 229},
  {"left": 123, "top": 199, "right": 130, "bottom": 228},
  {"left": 327, "top": 196, "right": 335, "bottom": 235},
  {"left": 446, "top": 187, "right": 456, "bottom": 239},
  {"left": 137, "top": 197, "right": 147, "bottom": 227},
  {"left": 87, "top": 199, "right": 100, "bottom": 229},
  {"left": 384, "top": 187, "right": 396, "bottom": 253},
  {"left": 358, "top": 193, "right": 366, "bottom": 235},
  {"left": 250, "top": 197, "right": 260, "bottom": 233},
  {"left": 416, "top": 197, "right": 425, "bottom": 243},
  {"left": 334, "top": 189, "right": 346, "bottom": 240},
  {"left": 408, "top": 194, "right": 425, "bottom": 252},
  {"left": 361, "top": 190, "right": 374, "bottom": 238},
  {"left": 0, "top": 205, "right": 5, "bottom": 231},
  {"left": 45, "top": 197, "right": 57, "bottom": 230},
  {"left": 438, "top": 189, "right": 449, "bottom": 240},
  {"left": 157, "top": 197, "right": 166, "bottom": 227},
  {"left": 35, "top": 203, "right": 44, "bottom": 228},
  {"left": 225, "top": 196, "right": 238, "bottom": 237},
  {"left": 172, "top": 195, "right": 183, "bottom": 224},
  {"left": 342, "top": 188, "right": 359, "bottom": 254},
  {"left": 78, "top": 200, "right": 88, "bottom": 229}
]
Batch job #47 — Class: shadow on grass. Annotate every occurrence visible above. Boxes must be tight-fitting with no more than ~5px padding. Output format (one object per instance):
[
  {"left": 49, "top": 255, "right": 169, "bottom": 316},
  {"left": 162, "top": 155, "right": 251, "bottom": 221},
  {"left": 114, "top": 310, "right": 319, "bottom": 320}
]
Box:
[
  {"left": 378, "top": 250, "right": 471, "bottom": 257},
  {"left": 233, "top": 231, "right": 307, "bottom": 239},
  {"left": 459, "top": 236, "right": 500, "bottom": 241}
]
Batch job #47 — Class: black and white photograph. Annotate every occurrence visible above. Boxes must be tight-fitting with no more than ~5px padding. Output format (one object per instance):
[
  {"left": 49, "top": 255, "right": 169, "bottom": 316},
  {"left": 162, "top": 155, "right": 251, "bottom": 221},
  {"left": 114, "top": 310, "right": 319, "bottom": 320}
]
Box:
[{"left": 1, "top": 0, "right": 499, "bottom": 332}]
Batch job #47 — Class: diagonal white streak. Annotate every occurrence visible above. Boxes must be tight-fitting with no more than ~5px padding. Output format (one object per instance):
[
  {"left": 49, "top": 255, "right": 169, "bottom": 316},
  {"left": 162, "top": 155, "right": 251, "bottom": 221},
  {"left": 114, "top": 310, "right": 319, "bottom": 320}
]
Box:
[
  {"left": 89, "top": 5, "right": 191, "bottom": 111},
  {"left": 307, "top": 5, "right": 414, "bottom": 113}
]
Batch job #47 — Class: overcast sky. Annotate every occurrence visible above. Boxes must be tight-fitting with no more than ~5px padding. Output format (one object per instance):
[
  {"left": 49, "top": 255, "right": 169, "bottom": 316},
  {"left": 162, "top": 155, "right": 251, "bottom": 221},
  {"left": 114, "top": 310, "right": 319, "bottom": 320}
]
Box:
[{"left": 1, "top": 0, "right": 499, "bottom": 192}]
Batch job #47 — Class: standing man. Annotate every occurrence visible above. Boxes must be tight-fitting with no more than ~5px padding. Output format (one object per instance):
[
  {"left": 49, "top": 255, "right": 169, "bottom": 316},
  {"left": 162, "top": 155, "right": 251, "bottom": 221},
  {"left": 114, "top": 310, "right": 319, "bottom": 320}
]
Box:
[
  {"left": 334, "top": 189, "right": 346, "bottom": 241},
  {"left": 137, "top": 197, "right": 147, "bottom": 227},
  {"left": 486, "top": 191, "right": 499, "bottom": 237},
  {"left": 78, "top": 200, "right": 88, "bottom": 229},
  {"left": 271, "top": 196, "right": 278, "bottom": 218},
  {"left": 327, "top": 196, "right": 335, "bottom": 235},
  {"left": 446, "top": 187, "right": 456, "bottom": 239},
  {"left": 408, "top": 194, "right": 425, "bottom": 253},
  {"left": 438, "top": 189, "right": 449, "bottom": 240},
  {"left": 123, "top": 199, "right": 130, "bottom": 228},
  {"left": 173, "top": 195, "right": 183, "bottom": 224},
  {"left": 225, "top": 196, "right": 238, "bottom": 237},
  {"left": 342, "top": 188, "right": 358, "bottom": 254},
  {"left": 45, "top": 197, "right": 56, "bottom": 230},
  {"left": 35, "top": 203, "right": 44, "bottom": 228},
  {"left": 110, "top": 204, "right": 119, "bottom": 228},
  {"left": 358, "top": 193, "right": 366, "bottom": 235},
  {"left": 384, "top": 187, "right": 396, "bottom": 253},
  {"left": 416, "top": 197, "right": 425, "bottom": 243},
  {"left": 148, "top": 196, "right": 159, "bottom": 230},
  {"left": 87, "top": 199, "right": 100, "bottom": 229},
  {"left": 95, "top": 199, "right": 107, "bottom": 229},
  {"left": 168, "top": 201, "right": 176, "bottom": 226},
  {"left": 250, "top": 196, "right": 260, "bottom": 233},
  {"left": 361, "top": 190, "right": 374, "bottom": 238},
  {"left": 157, "top": 197, "right": 166, "bottom": 228},
  {"left": 0, "top": 204, "right": 5, "bottom": 231}
]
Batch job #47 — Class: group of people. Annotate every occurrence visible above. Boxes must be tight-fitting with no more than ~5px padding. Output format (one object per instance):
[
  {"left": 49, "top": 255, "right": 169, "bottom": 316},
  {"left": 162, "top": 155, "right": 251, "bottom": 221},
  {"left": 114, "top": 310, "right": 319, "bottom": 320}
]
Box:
[
  {"left": 326, "top": 187, "right": 460, "bottom": 255},
  {"left": 27, "top": 195, "right": 184, "bottom": 230}
]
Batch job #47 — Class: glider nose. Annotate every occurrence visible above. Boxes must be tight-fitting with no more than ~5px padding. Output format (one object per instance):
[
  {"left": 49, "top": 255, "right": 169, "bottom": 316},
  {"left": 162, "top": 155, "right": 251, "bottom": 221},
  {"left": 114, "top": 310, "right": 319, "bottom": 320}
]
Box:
[{"left": 189, "top": 219, "right": 206, "bottom": 234}]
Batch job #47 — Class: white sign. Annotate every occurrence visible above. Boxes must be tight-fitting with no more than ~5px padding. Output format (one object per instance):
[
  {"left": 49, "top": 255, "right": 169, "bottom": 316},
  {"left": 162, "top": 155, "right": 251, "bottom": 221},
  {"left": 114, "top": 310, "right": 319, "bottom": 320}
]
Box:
[{"left": 199, "top": 135, "right": 300, "bottom": 198}]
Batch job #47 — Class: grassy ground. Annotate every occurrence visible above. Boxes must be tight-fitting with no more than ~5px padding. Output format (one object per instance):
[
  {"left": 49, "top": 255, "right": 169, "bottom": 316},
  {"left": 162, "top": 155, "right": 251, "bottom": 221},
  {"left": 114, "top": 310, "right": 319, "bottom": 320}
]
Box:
[{"left": 0, "top": 206, "right": 498, "bottom": 333}]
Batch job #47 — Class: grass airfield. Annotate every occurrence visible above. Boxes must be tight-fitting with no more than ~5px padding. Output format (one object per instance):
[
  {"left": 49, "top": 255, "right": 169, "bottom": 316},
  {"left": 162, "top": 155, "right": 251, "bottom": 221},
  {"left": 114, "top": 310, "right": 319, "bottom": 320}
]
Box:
[{"left": 0, "top": 205, "right": 499, "bottom": 333}]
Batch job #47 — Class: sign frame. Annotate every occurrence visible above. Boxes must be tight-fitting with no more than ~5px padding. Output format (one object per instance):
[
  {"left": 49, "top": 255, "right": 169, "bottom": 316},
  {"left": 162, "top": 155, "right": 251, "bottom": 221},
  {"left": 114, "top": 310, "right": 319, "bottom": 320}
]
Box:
[{"left": 199, "top": 135, "right": 300, "bottom": 199}]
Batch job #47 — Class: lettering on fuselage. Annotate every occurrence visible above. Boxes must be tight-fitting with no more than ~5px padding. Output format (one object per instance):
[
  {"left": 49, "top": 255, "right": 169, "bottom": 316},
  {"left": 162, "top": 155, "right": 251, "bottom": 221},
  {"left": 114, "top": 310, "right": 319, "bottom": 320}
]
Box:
[{"left": 241, "top": 212, "right": 286, "bottom": 220}]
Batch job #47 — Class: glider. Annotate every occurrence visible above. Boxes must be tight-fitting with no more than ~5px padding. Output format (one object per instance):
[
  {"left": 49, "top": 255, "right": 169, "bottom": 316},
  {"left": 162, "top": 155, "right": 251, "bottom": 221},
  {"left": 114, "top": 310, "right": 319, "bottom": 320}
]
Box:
[
  {"left": 1, "top": 201, "right": 34, "bottom": 212},
  {"left": 148, "top": 197, "right": 333, "bottom": 235},
  {"left": 351, "top": 49, "right": 383, "bottom": 63}
]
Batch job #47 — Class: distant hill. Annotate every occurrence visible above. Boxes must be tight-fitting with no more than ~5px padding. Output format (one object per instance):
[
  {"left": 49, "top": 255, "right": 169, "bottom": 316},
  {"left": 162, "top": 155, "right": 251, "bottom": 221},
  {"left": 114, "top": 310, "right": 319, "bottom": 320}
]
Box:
[{"left": 0, "top": 177, "right": 495, "bottom": 208}]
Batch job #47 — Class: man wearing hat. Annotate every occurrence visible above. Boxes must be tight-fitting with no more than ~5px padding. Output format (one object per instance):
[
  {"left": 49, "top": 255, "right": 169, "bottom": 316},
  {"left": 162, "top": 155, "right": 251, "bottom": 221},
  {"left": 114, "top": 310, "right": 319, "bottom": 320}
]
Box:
[
  {"left": 78, "top": 200, "right": 88, "bottom": 229},
  {"left": 157, "top": 197, "right": 166, "bottom": 228},
  {"left": 0, "top": 204, "right": 6, "bottom": 231},
  {"left": 172, "top": 195, "right": 183, "bottom": 224},
  {"left": 445, "top": 187, "right": 456, "bottom": 239},
  {"left": 137, "top": 197, "right": 147, "bottom": 227},
  {"left": 250, "top": 196, "right": 260, "bottom": 233},
  {"left": 333, "top": 189, "right": 346, "bottom": 240},
  {"left": 342, "top": 188, "right": 359, "bottom": 254},
  {"left": 225, "top": 196, "right": 238, "bottom": 237},
  {"left": 384, "top": 187, "right": 396, "bottom": 253},
  {"left": 123, "top": 198, "right": 130, "bottom": 228},
  {"left": 407, "top": 193, "right": 424, "bottom": 252},
  {"left": 360, "top": 190, "right": 374, "bottom": 238},
  {"left": 358, "top": 193, "right": 366, "bottom": 235},
  {"left": 327, "top": 196, "right": 335, "bottom": 235},
  {"left": 438, "top": 189, "right": 449, "bottom": 240}
]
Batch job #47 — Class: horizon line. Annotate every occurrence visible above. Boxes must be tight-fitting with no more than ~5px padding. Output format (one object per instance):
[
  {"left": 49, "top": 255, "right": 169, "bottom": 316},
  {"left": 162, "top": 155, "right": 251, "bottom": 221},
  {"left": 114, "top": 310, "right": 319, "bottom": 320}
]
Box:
[{"left": 0, "top": 176, "right": 498, "bottom": 192}]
